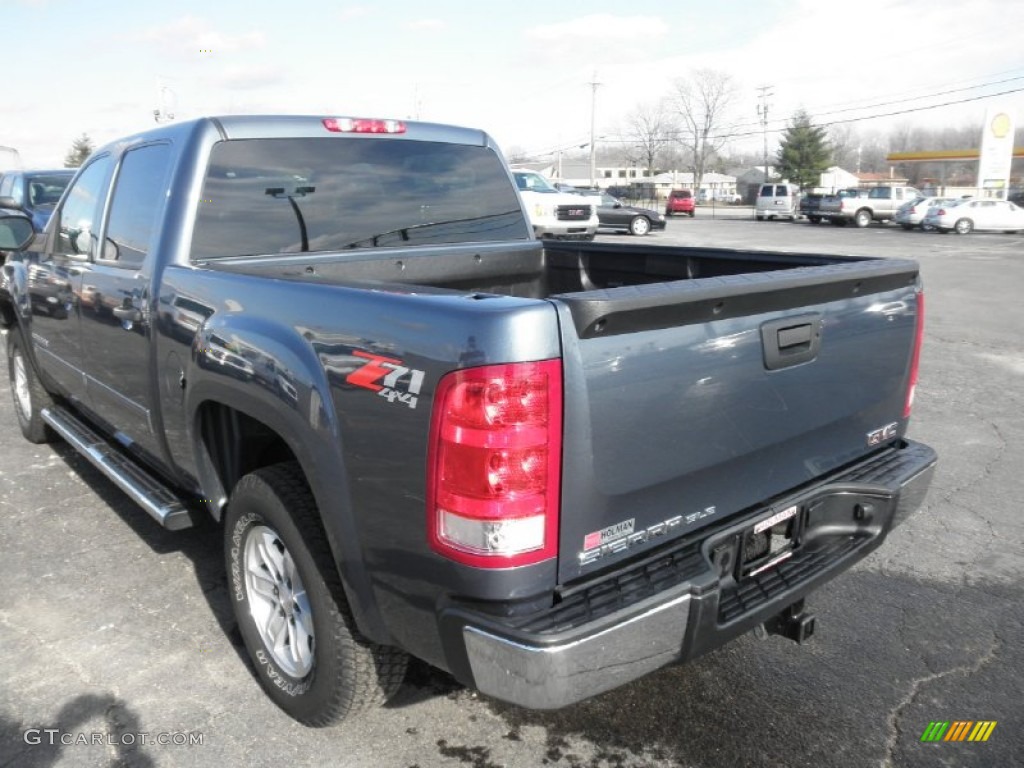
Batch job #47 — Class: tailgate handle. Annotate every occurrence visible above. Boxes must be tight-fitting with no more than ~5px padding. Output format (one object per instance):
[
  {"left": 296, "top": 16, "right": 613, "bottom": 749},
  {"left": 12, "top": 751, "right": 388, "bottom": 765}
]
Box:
[{"left": 761, "top": 314, "right": 822, "bottom": 370}]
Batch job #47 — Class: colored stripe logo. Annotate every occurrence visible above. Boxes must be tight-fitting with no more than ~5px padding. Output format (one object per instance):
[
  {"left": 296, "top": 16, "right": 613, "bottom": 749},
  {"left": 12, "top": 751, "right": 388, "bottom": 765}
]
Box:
[{"left": 920, "top": 721, "right": 997, "bottom": 742}]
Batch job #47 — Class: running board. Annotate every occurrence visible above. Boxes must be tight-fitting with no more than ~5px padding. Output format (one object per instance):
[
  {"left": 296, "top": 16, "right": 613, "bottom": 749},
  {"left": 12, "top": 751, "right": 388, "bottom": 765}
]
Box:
[{"left": 41, "top": 407, "right": 194, "bottom": 530}]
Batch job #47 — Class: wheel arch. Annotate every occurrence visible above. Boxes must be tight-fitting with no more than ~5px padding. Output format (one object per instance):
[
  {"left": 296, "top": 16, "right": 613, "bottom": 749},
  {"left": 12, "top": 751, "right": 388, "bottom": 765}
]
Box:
[{"left": 187, "top": 373, "right": 393, "bottom": 645}]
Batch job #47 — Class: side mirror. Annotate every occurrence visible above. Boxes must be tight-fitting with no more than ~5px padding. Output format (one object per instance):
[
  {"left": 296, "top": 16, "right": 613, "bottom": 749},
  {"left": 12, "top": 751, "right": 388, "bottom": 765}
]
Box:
[{"left": 0, "top": 210, "right": 36, "bottom": 251}]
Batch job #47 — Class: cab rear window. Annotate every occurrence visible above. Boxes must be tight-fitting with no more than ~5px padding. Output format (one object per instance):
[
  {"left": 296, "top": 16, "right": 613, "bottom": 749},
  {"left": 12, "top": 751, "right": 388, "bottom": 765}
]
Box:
[{"left": 192, "top": 137, "right": 529, "bottom": 260}]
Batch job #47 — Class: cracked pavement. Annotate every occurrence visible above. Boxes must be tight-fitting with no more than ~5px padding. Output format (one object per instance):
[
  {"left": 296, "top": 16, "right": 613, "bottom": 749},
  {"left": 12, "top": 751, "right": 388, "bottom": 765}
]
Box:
[{"left": 1, "top": 220, "right": 1022, "bottom": 767}]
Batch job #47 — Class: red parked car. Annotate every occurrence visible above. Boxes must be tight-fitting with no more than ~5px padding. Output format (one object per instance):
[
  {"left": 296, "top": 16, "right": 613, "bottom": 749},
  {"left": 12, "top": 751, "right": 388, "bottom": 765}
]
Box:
[{"left": 665, "top": 189, "right": 695, "bottom": 217}]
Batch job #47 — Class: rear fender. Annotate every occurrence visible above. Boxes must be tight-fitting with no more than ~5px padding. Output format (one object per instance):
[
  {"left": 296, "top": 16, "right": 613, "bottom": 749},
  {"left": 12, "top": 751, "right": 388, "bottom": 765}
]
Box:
[{"left": 185, "top": 316, "right": 391, "bottom": 643}]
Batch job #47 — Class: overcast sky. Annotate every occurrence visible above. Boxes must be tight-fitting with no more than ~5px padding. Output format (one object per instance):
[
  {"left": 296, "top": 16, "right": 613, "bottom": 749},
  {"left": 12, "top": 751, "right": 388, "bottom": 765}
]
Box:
[{"left": 3, "top": 0, "right": 1023, "bottom": 168}]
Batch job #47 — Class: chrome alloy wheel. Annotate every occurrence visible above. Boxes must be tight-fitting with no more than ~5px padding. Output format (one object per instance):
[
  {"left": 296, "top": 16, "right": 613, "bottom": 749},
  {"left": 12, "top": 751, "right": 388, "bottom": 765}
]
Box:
[
  {"left": 244, "top": 524, "right": 315, "bottom": 678},
  {"left": 12, "top": 349, "right": 33, "bottom": 424}
]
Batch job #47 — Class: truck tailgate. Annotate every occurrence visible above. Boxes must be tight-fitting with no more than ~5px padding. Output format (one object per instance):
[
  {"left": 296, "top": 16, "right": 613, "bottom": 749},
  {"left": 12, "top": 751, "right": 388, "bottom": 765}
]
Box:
[{"left": 549, "top": 254, "right": 921, "bottom": 584}]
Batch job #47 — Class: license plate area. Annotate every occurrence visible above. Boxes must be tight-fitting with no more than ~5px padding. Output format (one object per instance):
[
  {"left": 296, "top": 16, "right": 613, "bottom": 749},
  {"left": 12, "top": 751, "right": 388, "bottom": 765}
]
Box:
[{"left": 738, "top": 504, "right": 802, "bottom": 579}]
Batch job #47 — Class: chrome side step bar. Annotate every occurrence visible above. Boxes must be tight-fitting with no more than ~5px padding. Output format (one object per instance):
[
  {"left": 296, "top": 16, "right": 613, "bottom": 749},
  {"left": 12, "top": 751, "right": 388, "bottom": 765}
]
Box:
[{"left": 41, "top": 406, "right": 194, "bottom": 530}]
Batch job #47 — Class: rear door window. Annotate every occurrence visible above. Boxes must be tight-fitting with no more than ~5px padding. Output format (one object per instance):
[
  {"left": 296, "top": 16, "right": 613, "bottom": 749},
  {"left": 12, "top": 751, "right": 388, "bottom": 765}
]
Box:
[{"left": 102, "top": 144, "right": 174, "bottom": 269}]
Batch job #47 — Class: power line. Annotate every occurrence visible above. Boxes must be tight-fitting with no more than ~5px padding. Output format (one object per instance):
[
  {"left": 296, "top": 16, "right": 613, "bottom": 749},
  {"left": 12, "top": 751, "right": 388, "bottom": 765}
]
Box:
[
  {"left": 601, "top": 85, "right": 1024, "bottom": 145},
  {"left": 728, "top": 74, "right": 1024, "bottom": 133}
]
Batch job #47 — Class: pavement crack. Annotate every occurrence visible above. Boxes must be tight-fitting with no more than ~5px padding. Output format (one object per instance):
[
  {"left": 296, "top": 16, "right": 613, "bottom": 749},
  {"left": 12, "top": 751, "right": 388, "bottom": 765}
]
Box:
[{"left": 880, "top": 635, "right": 1001, "bottom": 768}]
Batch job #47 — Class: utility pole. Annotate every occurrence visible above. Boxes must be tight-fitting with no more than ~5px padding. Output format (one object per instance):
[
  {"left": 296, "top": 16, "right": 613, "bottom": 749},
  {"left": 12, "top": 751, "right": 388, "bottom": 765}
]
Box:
[
  {"left": 588, "top": 73, "right": 602, "bottom": 188},
  {"left": 756, "top": 85, "right": 773, "bottom": 183}
]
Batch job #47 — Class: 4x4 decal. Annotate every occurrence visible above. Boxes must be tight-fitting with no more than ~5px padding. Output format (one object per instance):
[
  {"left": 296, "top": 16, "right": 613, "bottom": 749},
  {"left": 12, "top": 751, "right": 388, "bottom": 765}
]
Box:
[{"left": 346, "top": 351, "right": 425, "bottom": 409}]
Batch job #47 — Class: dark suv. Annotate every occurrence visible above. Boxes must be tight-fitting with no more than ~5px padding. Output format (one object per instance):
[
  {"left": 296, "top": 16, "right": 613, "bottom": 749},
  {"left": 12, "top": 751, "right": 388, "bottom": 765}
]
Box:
[
  {"left": 665, "top": 189, "right": 695, "bottom": 217},
  {"left": 0, "top": 169, "right": 75, "bottom": 231}
]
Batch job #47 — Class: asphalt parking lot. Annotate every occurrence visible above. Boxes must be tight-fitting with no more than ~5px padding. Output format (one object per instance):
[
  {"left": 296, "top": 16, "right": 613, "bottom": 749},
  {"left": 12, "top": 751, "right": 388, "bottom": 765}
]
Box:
[{"left": 1, "top": 217, "right": 1022, "bottom": 768}]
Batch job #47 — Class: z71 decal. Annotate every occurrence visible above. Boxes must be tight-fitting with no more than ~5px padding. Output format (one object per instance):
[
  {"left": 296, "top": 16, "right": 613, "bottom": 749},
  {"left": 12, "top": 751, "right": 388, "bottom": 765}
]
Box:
[{"left": 346, "top": 351, "right": 426, "bottom": 409}]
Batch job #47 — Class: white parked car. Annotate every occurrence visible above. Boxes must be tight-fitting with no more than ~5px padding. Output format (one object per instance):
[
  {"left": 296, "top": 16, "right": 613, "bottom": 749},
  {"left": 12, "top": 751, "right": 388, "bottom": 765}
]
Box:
[
  {"left": 922, "top": 198, "right": 1024, "bottom": 234},
  {"left": 894, "top": 196, "right": 960, "bottom": 230}
]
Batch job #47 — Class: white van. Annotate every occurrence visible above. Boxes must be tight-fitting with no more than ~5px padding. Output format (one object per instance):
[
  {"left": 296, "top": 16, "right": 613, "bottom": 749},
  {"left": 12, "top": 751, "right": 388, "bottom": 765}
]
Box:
[{"left": 755, "top": 183, "right": 800, "bottom": 221}]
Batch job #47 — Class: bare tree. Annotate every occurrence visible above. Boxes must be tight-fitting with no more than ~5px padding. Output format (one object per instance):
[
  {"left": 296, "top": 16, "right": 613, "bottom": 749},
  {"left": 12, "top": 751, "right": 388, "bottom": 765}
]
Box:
[
  {"left": 828, "top": 124, "right": 858, "bottom": 170},
  {"left": 669, "top": 70, "right": 734, "bottom": 192},
  {"left": 623, "top": 100, "right": 674, "bottom": 177}
]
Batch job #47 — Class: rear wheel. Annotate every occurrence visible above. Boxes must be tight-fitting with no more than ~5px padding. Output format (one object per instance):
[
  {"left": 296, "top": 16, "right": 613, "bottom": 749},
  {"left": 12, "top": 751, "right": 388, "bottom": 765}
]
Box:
[
  {"left": 226, "top": 463, "right": 408, "bottom": 726},
  {"left": 755, "top": 215, "right": 764, "bottom": 221},
  {"left": 629, "top": 216, "right": 651, "bottom": 236},
  {"left": 809, "top": 216, "right": 821, "bottom": 224},
  {"left": 854, "top": 209, "right": 872, "bottom": 228},
  {"left": 954, "top": 218, "right": 973, "bottom": 234},
  {"left": 688, "top": 210, "right": 695, "bottom": 218},
  {"left": 900, "top": 224, "right": 914, "bottom": 231},
  {"left": 6, "top": 331, "right": 55, "bottom": 444}
]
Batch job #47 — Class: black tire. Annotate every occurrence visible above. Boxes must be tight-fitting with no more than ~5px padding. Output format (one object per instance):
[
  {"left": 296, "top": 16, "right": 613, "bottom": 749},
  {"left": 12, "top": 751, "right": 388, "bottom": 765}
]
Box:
[
  {"left": 6, "top": 331, "right": 56, "bottom": 444},
  {"left": 225, "top": 462, "right": 408, "bottom": 726},
  {"left": 954, "top": 218, "right": 973, "bottom": 235},
  {"left": 629, "top": 216, "right": 651, "bottom": 236},
  {"left": 664, "top": 209, "right": 672, "bottom": 218},
  {"left": 809, "top": 216, "right": 821, "bottom": 224},
  {"left": 688, "top": 210, "right": 695, "bottom": 218},
  {"left": 854, "top": 209, "right": 872, "bottom": 228},
  {"left": 900, "top": 224, "right": 914, "bottom": 231},
  {"left": 755, "top": 215, "right": 764, "bottom": 221}
]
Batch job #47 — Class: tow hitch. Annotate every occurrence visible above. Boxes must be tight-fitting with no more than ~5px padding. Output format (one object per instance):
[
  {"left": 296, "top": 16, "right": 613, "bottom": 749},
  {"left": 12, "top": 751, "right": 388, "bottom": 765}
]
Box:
[{"left": 756, "top": 599, "right": 816, "bottom": 644}]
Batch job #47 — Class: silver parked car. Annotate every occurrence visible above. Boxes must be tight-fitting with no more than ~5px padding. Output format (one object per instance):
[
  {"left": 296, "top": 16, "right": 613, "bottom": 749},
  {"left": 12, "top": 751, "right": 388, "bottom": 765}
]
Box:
[
  {"left": 894, "top": 196, "right": 960, "bottom": 230},
  {"left": 923, "top": 198, "right": 1024, "bottom": 234}
]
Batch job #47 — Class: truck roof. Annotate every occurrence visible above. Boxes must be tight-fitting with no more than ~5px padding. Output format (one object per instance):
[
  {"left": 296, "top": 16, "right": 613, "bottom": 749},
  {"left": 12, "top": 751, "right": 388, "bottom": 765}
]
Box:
[{"left": 94, "top": 115, "right": 494, "bottom": 158}]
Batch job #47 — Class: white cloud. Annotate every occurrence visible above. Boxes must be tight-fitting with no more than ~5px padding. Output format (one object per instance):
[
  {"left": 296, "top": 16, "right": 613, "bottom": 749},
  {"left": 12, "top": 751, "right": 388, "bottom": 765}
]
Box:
[
  {"left": 337, "top": 6, "right": 369, "bottom": 22},
  {"left": 138, "top": 15, "right": 266, "bottom": 56},
  {"left": 216, "top": 65, "right": 286, "bottom": 91},
  {"left": 406, "top": 19, "right": 445, "bottom": 32},
  {"left": 526, "top": 14, "right": 668, "bottom": 43}
]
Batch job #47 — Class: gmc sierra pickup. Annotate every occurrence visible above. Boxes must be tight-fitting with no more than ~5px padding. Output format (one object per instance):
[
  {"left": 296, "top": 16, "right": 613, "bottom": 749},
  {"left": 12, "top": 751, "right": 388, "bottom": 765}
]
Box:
[{"left": 0, "top": 115, "right": 936, "bottom": 727}]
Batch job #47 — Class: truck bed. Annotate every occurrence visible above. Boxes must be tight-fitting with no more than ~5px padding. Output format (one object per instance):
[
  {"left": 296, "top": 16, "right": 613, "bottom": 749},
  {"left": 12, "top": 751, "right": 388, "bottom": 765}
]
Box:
[{"left": 209, "top": 240, "right": 921, "bottom": 584}]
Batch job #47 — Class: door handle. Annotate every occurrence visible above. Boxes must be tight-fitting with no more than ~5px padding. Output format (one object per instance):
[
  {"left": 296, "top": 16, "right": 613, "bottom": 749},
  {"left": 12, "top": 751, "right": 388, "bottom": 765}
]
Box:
[{"left": 761, "top": 314, "right": 822, "bottom": 370}]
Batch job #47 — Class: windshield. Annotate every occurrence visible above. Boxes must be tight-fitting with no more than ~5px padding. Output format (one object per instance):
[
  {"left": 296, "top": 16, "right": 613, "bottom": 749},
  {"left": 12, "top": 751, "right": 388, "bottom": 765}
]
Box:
[
  {"left": 192, "top": 138, "right": 529, "bottom": 259},
  {"left": 513, "top": 171, "right": 558, "bottom": 193}
]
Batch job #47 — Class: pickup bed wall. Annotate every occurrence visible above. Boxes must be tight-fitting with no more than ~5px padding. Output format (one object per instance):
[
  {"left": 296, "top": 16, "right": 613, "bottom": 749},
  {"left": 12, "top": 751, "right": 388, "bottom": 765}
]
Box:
[{"left": 206, "top": 241, "right": 873, "bottom": 301}]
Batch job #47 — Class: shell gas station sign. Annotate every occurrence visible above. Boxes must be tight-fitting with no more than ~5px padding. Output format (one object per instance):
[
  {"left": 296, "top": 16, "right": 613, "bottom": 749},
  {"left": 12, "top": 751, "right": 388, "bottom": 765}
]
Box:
[{"left": 978, "top": 107, "right": 1015, "bottom": 199}]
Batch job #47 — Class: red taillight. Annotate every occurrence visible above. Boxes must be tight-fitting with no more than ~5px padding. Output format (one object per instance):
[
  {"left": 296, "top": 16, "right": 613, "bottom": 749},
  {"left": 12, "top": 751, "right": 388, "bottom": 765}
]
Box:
[
  {"left": 936, "top": 208, "right": 947, "bottom": 216},
  {"left": 427, "top": 360, "right": 562, "bottom": 568},
  {"left": 322, "top": 117, "right": 406, "bottom": 134},
  {"left": 904, "top": 292, "right": 925, "bottom": 418}
]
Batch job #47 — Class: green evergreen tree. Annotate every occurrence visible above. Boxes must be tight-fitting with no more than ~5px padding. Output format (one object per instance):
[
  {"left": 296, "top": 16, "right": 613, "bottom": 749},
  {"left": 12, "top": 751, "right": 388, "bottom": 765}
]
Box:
[
  {"left": 776, "top": 111, "right": 831, "bottom": 190},
  {"left": 63, "top": 133, "right": 95, "bottom": 168}
]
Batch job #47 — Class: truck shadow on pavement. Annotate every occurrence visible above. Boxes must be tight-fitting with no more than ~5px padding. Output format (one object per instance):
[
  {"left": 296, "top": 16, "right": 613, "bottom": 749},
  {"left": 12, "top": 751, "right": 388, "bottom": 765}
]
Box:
[
  {"left": 0, "top": 693, "right": 155, "bottom": 768},
  {"left": 43, "top": 442, "right": 467, "bottom": 708},
  {"left": 45, "top": 442, "right": 249, "bottom": 667}
]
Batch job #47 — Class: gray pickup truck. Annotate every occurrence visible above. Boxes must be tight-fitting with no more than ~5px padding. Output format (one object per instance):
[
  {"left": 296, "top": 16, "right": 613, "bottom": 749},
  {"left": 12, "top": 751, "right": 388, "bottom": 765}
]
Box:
[
  {"left": 820, "top": 185, "right": 921, "bottom": 227},
  {"left": 0, "top": 115, "right": 936, "bottom": 727}
]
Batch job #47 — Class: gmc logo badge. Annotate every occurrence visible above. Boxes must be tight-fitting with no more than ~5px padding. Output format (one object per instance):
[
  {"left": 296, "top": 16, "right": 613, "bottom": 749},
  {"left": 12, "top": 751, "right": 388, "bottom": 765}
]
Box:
[{"left": 866, "top": 422, "right": 898, "bottom": 446}]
